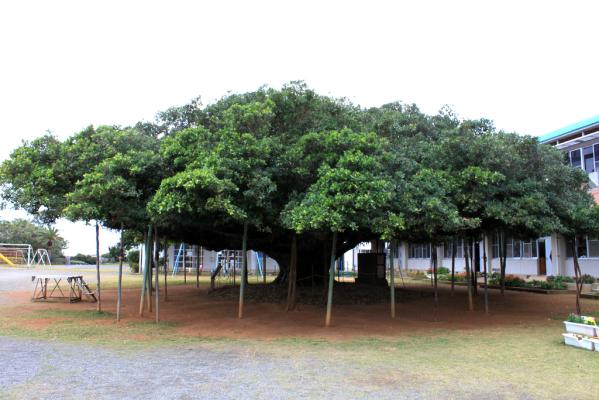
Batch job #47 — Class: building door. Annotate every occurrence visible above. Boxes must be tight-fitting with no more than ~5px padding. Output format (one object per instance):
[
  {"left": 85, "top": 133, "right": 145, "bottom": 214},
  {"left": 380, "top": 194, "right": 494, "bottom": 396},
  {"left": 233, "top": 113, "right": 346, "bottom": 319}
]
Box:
[{"left": 538, "top": 241, "right": 546, "bottom": 275}]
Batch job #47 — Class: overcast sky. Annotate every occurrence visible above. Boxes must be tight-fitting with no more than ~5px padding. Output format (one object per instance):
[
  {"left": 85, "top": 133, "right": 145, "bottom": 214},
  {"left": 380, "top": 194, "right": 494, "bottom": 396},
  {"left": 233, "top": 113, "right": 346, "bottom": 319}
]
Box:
[{"left": 1, "top": 0, "right": 598, "bottom": 255}]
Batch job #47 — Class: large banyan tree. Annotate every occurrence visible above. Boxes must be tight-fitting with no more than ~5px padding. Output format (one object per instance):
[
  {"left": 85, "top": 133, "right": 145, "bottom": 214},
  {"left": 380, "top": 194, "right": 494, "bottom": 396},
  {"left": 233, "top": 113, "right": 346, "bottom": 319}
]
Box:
[{"left": 2, "top": 82, "right": 598, "bottom": 295}]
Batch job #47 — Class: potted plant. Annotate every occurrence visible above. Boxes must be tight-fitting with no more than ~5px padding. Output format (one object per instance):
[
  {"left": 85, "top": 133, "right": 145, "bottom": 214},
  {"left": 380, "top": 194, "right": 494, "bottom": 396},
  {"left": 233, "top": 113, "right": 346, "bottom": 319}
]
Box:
[{"left": 563, "top": 313, "right": 597, "bottom": 337}]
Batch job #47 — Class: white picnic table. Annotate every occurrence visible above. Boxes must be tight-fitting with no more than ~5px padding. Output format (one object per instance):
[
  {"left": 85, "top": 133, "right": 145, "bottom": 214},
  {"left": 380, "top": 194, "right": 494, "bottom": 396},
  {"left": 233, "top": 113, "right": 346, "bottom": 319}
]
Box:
[{"left": 31, "top": 274, "right": 96, "bottom": 303}]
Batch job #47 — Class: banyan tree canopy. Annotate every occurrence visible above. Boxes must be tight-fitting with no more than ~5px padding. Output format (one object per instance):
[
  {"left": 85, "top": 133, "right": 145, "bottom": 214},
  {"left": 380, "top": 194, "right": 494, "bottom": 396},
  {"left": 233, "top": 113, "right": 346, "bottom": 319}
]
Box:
[{"left": 1, "top": 82, "right": 597, "bottom": 284}]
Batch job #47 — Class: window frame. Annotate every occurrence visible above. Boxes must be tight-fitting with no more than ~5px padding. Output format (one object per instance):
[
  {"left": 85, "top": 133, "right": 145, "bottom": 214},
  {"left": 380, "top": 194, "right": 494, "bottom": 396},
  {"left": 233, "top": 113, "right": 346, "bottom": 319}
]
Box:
[{"left": 409, "top": 243, "right": 431, "bottom": 259}]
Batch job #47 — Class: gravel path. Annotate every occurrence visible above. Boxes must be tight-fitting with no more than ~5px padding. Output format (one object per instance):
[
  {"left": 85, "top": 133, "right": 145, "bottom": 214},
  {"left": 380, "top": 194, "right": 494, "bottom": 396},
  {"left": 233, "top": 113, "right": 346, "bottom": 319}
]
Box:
[{"left": 0, "top": 336, "right": 423, "bottom": 400}]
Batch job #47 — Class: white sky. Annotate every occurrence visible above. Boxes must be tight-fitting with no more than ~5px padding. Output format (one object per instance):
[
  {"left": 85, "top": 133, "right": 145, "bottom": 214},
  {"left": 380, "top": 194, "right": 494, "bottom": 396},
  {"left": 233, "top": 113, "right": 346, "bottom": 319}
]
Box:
[{"left": 1, "top": 0, "right": 598, "bottom": 255}]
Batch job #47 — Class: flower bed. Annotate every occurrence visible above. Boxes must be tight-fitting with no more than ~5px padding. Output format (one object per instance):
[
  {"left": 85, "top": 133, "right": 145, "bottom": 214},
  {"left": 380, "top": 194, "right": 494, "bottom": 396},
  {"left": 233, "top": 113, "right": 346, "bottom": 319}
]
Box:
[{"left": 487, "top": 274, "right": 569, "bottom": 290}]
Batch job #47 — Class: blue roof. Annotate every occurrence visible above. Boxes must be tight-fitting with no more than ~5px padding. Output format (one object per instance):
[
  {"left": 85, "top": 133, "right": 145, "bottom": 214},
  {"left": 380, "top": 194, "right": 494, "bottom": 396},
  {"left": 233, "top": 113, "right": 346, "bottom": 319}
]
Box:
[{"left": 539, "top": 114, "right": 599, "bottom": 143}]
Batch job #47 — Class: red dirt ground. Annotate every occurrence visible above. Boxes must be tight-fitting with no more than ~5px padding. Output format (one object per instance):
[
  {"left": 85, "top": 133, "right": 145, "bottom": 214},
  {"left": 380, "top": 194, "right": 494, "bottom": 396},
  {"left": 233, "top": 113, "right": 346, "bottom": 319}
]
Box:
[{"left": 4, "top": 282, "right": 598, "bottom": 340}]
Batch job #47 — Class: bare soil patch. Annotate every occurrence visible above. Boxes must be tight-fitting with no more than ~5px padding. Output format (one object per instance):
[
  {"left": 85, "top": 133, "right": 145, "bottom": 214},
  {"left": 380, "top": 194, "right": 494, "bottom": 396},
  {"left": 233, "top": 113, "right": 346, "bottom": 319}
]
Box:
[{"left": 2, "top": 278, "right": 597, "bottom": 341}]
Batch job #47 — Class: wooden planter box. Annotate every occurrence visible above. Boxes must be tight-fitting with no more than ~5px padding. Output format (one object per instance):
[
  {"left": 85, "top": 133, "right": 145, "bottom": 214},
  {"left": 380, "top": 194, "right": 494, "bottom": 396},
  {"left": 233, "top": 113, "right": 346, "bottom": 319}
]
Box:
[
  {"left": 563, "top": 333, "right": 595, "bottom": 351},
  {"left": 564, "top": 321, "right": 597, "bottom": 337}
]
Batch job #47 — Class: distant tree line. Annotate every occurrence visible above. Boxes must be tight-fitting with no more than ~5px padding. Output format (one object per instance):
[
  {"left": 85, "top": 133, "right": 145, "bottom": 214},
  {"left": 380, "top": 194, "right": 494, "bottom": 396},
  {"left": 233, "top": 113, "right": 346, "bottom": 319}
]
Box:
[{"left": 0, "top": 219, "right": 66, "bottom": 257}]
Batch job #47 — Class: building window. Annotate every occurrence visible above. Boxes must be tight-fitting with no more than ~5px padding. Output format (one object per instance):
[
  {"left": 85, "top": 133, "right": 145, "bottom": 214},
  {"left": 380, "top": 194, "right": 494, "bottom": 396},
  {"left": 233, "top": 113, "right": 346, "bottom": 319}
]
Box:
[
  {"left": 513, "top": 240, "right": 522, "bottom": 258},
  {"left": 521, "top": 240, "right": 538, "bottom": 258},
  {"left": 491, "top": 235, "right": 537, "bottom": 259},
  {"left": 569, "top": 146, "right": 597, "bottom": 172},
  {"left": 570, "top": 149, "right": 582, "bottom": 169},
  {"left": 566, "top": 236, "right": 599, "bottom": 258},
  {"left": 491, "top": 235, "right": 499, "bottom": 259},
  {"left": 409, "top": 243, "right": 431, "bottom": 259},
  {"left": 583, "top": 145, "right": 595, "bottom": 173},
  {"left": 588, "top": 238, "right": 599, "bottom": 258},
  {"left": 566, "top": 238, "right": 588, "bottom": 258},
  {"left": 443, "top": 238, "right": 464, "bottom": 259}
]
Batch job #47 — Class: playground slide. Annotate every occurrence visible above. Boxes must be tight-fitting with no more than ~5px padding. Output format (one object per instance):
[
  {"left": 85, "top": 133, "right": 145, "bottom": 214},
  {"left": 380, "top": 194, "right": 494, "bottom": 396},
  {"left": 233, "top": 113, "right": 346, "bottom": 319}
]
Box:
[{"left": 0, "top": 253, "right": 15, "bottom": 267}]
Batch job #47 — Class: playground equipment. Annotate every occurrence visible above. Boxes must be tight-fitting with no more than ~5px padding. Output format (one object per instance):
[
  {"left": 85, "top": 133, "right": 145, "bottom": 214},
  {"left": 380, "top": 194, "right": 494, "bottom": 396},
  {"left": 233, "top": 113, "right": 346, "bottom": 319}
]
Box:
[
  {"left": 32, "top": 249, "right": 51, "bottom": 266},
  {"left": 210, "top": 249, "right": 242, "bottom": 289},
  {"left": 171, "top": 243, "right": 184, "bottom": 276},
  {"left": 172, "top": 243, "right": 202, "bottom": 277},
  {"left": 255, "top": 251, "right": 266, "bottom": 280},
  {"left": 0, "top": 243, "right": 34, "bottom": 266},
  {"left": 0, "top": 253, "right": 15, "bottom": 267}
]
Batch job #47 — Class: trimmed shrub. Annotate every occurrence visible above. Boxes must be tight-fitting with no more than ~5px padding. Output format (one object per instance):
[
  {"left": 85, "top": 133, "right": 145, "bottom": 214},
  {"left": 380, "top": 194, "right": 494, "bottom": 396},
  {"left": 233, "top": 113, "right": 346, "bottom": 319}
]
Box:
[{"left": 581, "top": 274, "right": 596, "bottom": 284}]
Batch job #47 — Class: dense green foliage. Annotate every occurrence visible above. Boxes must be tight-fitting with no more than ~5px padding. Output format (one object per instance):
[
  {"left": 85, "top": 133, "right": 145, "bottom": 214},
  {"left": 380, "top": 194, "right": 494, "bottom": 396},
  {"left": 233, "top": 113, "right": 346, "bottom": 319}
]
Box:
[
  {"left": 71, "top": 253, "right": 97, "bottom": 265},
  {"left": 1, "top": 82, "right": 598, "bottom": 280}
]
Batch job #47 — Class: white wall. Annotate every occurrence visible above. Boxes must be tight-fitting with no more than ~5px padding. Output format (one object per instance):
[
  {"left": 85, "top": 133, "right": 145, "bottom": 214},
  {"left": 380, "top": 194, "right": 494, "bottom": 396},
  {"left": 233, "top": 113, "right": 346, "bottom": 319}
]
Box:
[
  {"left": 494, "top": 258, "right": 539, "bottom": 275},
  {"left": 565, "top": 258, "right": 599, "bottom": 278},
  {"left": 406, "top": 258, "right": 431, "bottom": 270}
]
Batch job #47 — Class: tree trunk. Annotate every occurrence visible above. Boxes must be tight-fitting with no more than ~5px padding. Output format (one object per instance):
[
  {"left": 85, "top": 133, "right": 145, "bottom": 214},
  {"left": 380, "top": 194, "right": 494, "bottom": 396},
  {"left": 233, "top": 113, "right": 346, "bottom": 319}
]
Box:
[
  {"left": 117, "top": 223, "right": 124, "bottom": 322},
  {"left": 433, "top": 244, "right": 439, "bottom": 310},
  {"left": 149, "top": 237, "right": 154, "bottom": 292},
  {"left": 238, "top": 221, "right": 249, "bottom": 319},
  {"left": 472, "top": 241, "right": 478, "bottom": 296},
  {"left": 154, "top": 227, "right": 160, "bottom": 323},
  {"left": 450, "top": 238, "right": 456, "bottom": 296},
  {"left": 286, "top": 234, "right": 298, "bottom": 311},
  {"left": 483, "top": 235, "right": 489, "bottom": 315},
  {"left": 262, "top": 252, "right": 267, "bottom": 284},
  {"left": 500, "top": 231, "right": 507, "bottom": 295},
  {"left": 139, "top": 226, "right": 151, "bottom": 316},
  {"left": 389, "top": 240, "right": 396, "bottom": 319},
  {"left": 322, "top": 238, "right": 328, "bottom": 296},
  {"left": 196, "top": 246, "right": 200, "bottom": 289},
  {"left": 146, "top": 232, "right": 152, "bottom": 312},
  {"left": 429, "top": 250, "right": 434, "bottom": 287},
  {"left": 465, "top": 238, "right": 473, "bottom": 311},
  {"left": 95, "top": 221, "right": 101, "bottom": 313},
  {"left": 243, "top": 249, "right": 249, "bottom": 286},
  {"left": 163, "top": 237, "right": 168, "bottom": 302},
  {"left": 571, "top": 237, "right": 583, "bottom": 315},
  {"left": 325, "top": 231, "right": 338, "bottom": 327},
  {"left": 232, "top": 250, "right": 236, "bottom": 286}
]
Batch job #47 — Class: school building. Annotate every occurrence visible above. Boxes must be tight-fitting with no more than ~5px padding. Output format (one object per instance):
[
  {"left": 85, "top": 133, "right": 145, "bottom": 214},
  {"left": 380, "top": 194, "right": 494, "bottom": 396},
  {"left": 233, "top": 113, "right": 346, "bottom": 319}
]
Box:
[{"left": 387, "top": 115, "right": 599, "bottom": 278}]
